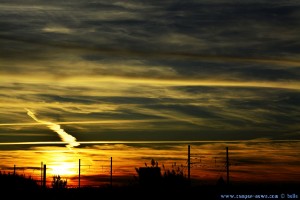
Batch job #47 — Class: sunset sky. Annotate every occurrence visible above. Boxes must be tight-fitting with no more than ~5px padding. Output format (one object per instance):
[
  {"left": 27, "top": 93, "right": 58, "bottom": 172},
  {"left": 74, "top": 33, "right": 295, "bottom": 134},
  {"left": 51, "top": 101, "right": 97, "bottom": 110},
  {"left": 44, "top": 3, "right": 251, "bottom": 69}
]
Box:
[{"left": 0, "top": 1, "right": 300, "bottom": 187}]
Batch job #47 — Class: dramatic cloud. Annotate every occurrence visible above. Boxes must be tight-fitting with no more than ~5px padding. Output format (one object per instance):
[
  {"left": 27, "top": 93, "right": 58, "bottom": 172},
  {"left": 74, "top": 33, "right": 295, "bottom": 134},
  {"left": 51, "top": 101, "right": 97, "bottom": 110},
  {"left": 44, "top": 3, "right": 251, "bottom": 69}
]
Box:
[{"left": 0, "top": 1, "right": 299, "bottom": 177}]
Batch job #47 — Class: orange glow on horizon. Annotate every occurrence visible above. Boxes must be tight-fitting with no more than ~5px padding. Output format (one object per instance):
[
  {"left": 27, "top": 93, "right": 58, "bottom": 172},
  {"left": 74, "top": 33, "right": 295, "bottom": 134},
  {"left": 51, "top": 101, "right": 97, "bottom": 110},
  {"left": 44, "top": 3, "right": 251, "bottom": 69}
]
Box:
[{"left": 0, "top": 141, "right": 299, "bottom": 187}]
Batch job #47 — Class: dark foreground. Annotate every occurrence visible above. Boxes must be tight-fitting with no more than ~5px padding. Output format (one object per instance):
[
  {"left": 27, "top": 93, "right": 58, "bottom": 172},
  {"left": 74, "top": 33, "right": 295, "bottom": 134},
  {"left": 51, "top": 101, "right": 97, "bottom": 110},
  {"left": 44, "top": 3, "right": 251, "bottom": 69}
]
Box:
[{"left": 1, "top": 183, "right": 299, "bottom": 200}]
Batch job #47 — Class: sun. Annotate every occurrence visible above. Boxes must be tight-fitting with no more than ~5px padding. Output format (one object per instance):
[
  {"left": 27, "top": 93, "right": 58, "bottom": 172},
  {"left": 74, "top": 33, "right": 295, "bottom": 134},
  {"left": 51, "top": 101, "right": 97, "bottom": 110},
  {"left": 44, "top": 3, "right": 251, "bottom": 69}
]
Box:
[{"left": 51, "top": 162, "right": 76, "bottom": 176}]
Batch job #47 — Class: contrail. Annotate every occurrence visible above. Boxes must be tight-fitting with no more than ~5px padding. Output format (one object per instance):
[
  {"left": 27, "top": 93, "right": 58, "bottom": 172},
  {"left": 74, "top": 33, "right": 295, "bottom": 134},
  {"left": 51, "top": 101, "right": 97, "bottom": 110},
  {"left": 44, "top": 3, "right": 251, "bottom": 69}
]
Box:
[{"left": 25, "top": 108, "right": 80, "bottom": 149}]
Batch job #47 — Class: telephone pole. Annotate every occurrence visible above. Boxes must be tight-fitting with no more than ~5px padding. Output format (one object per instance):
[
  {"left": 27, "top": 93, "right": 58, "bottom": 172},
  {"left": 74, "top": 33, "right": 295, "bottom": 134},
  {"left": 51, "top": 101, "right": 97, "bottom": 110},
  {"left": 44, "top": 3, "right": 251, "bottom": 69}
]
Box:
[
  {"left": 78, "top": 159, "right": 81, "bottom": 188},
  {"left": 110, "top": 157, "right": 112, "bottom": 187},
  {"left": 188, "top": 145, "right": 190, "bottom": 184},
  {"left": 77, "top": 159, "right": 92, "bottom": 188},
  {"left": 43, "top": 164, "right": 46, "bottom": 189},
  {"left": 41, "top": 162, "right": 43, "bottom": 187},
  {"left": 226, "top": 147, "right": 229, "bottom": 185}
]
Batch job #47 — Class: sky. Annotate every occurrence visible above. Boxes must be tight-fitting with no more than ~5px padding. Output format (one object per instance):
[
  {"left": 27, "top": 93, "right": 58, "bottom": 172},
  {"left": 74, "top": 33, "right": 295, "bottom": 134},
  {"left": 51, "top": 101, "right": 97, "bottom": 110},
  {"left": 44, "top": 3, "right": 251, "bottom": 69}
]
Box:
[{"left": 0, "top": 0, "right": 300, "bottom": 187}]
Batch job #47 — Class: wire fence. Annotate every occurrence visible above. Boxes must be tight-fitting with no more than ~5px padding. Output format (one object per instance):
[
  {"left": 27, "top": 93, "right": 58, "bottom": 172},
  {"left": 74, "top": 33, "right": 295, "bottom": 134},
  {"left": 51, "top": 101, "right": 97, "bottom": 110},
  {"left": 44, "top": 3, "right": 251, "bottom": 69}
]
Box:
[{"left": 1, "top": 143, "right": 300, "bottom": 188}]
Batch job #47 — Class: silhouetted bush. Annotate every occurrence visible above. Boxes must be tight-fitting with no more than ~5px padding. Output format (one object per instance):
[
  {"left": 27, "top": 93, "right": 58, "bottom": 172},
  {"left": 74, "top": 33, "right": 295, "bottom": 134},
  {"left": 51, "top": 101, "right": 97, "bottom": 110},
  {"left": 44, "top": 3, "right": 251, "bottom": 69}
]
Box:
[
  {"left": 0, "top": 171, "right": 39, "bottom": 191},
  {"left": 51, "top": 175, "right": 67, "bottom": 189},
  {"left": 162, "top": 162, "right": 189, "bottom": 188}
]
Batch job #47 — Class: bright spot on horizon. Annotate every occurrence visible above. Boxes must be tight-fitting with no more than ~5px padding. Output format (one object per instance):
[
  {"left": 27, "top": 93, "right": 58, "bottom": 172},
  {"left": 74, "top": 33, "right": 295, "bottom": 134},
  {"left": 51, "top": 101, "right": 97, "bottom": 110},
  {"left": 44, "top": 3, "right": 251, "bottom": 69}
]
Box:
[{"left": 51, "top": 162, "right": 77, "bottom": 176}]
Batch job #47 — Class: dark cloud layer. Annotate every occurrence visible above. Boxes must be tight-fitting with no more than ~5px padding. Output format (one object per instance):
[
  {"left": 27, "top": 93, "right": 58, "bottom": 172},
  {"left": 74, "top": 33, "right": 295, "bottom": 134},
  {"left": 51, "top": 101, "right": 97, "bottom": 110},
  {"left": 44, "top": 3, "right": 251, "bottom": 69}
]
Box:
[{"left": 0, "top": 0, "right": 300, "bottom": 143}]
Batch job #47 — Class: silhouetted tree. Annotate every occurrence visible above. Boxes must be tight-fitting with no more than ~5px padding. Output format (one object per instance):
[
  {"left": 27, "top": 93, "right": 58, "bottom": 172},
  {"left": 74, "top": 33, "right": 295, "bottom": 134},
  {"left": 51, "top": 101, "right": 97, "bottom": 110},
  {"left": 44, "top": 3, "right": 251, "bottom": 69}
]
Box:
[
  {"left": 51, "top": 175, "right": 67, "bottom": 189},
  {"left": 0, "top": 172, "right": 39, "bottom": 191}
]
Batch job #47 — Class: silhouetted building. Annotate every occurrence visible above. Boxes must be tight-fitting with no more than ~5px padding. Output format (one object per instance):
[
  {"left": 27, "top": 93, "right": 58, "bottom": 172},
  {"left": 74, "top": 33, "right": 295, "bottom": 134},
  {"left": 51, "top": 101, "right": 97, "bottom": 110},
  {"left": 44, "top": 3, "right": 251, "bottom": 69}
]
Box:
[{"left": 137, "top": 167, "right": 161, "bottom": 187}]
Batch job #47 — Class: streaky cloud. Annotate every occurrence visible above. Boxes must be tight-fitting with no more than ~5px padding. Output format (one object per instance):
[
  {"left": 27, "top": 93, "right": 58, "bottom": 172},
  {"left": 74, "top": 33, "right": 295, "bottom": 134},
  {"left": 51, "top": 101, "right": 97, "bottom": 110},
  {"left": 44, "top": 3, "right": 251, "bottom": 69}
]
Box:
[
  {"left": 0, "top": 119, "right": 170, "bottom": 127},
  {"left": 1, "top": 74, "right": 300, "bottom": 90},
  {"left": 25, "top": 108, "right": 80, "bottom": 149}
]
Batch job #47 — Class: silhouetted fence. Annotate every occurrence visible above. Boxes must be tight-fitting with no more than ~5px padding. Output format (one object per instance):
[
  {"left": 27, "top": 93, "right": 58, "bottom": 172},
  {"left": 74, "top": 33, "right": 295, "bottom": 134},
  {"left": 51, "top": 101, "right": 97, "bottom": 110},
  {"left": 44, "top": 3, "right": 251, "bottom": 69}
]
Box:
[
  {"left": 1, "top": 143, "right": 299, "bottom": 188},
  {"left": 0, "top": 145, "right": 232, "bottom": 188}
]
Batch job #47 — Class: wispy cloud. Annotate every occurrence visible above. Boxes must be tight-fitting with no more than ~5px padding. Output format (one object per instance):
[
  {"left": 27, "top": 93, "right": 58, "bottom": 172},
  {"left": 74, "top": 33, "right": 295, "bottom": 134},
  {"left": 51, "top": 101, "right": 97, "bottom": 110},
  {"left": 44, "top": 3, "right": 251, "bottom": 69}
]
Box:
[
  {"left": 0, "top": 1, "right": 299, "bottom": 143},
  {"left": 42, "top": 25, "right": 73, "bottom": 34},
  {"left": 1, "top": 74, "right": 300, "bottom": 90}
]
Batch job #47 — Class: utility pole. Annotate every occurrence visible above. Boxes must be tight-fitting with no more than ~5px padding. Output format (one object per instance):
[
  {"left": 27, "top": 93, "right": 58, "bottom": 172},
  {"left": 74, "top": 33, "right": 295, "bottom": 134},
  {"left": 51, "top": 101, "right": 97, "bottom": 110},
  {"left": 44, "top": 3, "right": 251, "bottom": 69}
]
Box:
[
  {"left": 77, "top": 159, "right": 91, "bottom": 188},
  {"left": 79, "top": 159, "right": 81, "bottom": 188},
  {"left": 41, "top": 162, "right": 43, "bottom": 187},
  {"left": 226, "top": 147, "right": 229, "bottom": 185},
  {"left": 43, "top": 164, "right": 46, "bottom": 189},
  {"left": 13, "top": 164, "right": 16, "bottom": 176},
  {"left": 110, "top": 157, "right": 112, "bottom": 187},
  {"left": 188, "top": 145, "right": 190, "bottom": 184}
]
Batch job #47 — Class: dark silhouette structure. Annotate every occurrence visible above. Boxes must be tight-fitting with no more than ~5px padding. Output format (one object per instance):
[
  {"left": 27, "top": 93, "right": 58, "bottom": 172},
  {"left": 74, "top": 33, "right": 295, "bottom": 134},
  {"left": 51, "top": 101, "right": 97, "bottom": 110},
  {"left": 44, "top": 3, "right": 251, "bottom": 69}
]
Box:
[
  {"left": 135, "top": 158, "right": 189, "bottom": 189},
  {"left": 136, "top": 166, "right": 162, "bottom": 187}
]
